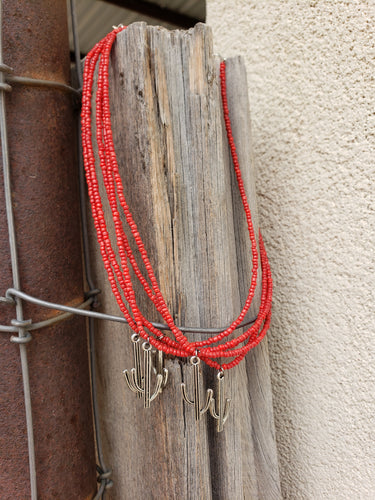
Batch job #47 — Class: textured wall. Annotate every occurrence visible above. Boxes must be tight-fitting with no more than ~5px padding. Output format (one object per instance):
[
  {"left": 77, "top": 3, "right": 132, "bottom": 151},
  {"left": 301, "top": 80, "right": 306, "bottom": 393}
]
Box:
[{"left": 207, "top": 1, "right": 375, "bottom": 498}]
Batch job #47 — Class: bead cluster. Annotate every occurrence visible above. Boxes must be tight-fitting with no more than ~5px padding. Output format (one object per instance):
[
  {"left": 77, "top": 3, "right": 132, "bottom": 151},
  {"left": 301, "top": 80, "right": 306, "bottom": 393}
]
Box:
[{"left": 81, "top": 26, "right": 272, "bottom": 371}]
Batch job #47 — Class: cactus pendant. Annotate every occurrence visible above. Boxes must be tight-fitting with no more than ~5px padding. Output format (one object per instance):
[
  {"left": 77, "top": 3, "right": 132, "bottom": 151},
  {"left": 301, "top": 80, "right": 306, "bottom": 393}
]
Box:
[
  {"left": 123, "top": 337, "right": 168, "bottom": 408},
  {"left": 181, "top": 356, "right": 213, "bottom": 421},
  {"left": 209, "top": 371, "right": 231, "bottom": 432},
  {"left": 130, "top": 333, "right": 142, "bottom": 398}
]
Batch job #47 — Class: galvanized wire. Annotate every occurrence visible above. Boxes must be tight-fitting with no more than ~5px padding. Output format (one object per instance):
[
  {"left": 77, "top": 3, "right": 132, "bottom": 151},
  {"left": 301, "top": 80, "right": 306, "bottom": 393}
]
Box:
[
  {"left": 7, "top": 74, "right": 80, "bottom": 96},
  {"left": 70, "top": 1, "right": 112, "bottom": 497},
  {"left": 0, "top": 1, "right": 37, "bottom": 498},
  {"left": 1, "top": 287, "right": 257, "bottom": 334}
]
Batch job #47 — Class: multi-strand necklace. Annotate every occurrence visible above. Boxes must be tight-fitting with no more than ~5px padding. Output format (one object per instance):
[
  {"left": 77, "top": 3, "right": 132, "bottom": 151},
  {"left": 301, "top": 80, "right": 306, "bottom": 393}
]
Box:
[{"left": 81, "top": 26, "right": 272, "bottom": 431}]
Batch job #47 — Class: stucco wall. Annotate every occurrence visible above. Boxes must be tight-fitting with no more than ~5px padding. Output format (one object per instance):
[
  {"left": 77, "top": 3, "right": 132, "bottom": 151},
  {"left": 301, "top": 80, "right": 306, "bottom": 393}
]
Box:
[{"left": 207, "top": 1, "right": 375, "bottom": 498}]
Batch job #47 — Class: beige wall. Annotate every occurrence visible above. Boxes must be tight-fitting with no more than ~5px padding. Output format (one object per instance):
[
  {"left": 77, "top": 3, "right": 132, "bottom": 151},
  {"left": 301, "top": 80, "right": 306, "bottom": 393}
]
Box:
[{"left": 208, "top": 1, "right": 375, "bottom": 498}]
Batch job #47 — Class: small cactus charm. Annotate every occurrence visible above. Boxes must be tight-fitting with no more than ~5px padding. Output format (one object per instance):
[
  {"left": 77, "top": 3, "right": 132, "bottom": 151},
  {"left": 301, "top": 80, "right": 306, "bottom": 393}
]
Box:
[
  {"left": 181, "top": 356, "right": 213, "bottom": 421},
  {"left": 209, "top": 370, "right": 231, "bottom": 432},
  {"left": 129, "top": 333, "right": 142, "bottom": 398},
  {"left": 123, "top": 338, "right": 168, "bottom": 408}
]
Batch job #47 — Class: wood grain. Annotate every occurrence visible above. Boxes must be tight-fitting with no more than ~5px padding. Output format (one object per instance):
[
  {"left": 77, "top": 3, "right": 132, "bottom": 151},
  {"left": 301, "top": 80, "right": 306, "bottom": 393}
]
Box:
[{"left": 88, "top": 22, "right": 280, "bottom": 499}]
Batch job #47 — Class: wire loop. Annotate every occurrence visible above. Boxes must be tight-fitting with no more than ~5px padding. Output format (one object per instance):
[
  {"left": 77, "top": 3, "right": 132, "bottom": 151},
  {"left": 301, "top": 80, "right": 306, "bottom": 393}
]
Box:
[
  {"left": 96, "top": 466, "right": 113, "bottom": 489},
  {"left": 0, "top": 82, "right": 11, "bottom": 92},
  {"left": 0, "top": 62, "right": 13, "bottom": 73},
  {"left": 10, "top": 332, "right": 33, "bottom": 344}
]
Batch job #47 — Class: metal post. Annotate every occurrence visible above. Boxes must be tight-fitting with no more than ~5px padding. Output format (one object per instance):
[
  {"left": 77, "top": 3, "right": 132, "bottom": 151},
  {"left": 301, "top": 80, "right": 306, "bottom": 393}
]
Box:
[{"left": 0, "top": 0, "right": 96, "bottom": 498}]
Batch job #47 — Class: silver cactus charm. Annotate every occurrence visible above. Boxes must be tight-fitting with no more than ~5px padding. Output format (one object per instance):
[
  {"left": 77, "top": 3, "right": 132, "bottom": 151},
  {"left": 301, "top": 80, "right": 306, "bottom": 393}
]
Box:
[
  {"left": 181, "top": 356, "right": 213, "bottom": 421},
  {"left": 123, "top": 337, "right": 168, "bottom": 408},
  {"left": 209, "top": 370, "right": 231, "bottom": 432},
  {"left": 129, "top": 333, "right": 142, "bottom": 398}
]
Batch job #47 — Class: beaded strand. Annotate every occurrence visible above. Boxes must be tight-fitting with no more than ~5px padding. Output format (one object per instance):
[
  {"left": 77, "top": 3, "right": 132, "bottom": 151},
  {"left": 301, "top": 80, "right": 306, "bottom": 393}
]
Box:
[{"left": 81, "top": 26, "right": 273, "bottom": 371}]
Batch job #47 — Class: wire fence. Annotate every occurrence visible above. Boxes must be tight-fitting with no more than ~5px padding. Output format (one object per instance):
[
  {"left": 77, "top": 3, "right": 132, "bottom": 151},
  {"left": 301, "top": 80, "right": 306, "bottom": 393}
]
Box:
[{"left": 0, "top": 1, "right": 110, "bottom": 496}]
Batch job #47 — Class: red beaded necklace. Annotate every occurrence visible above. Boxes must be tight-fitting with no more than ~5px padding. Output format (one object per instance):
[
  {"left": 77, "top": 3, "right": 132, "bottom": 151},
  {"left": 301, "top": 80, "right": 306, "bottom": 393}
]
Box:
[{"left": 81, "top": 26, "right": 272, "bottom": 374}]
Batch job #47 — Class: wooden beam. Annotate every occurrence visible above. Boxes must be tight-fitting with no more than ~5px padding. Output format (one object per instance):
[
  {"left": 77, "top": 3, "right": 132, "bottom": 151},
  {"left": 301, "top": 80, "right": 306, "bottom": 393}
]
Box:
[{"left": 103, "top": 0, "right": 204, "bottom": 28}]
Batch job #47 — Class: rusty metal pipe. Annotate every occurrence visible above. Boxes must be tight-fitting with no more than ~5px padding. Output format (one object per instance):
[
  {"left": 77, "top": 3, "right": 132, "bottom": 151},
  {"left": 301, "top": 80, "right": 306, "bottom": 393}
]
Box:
[{"left": 0, "top": 1, "right": 96, "bottom": 498}]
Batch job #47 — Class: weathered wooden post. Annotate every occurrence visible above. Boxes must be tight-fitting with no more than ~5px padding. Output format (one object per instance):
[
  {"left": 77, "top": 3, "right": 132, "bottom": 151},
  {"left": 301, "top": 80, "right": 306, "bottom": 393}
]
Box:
[{"left": 88, "top": 23, "right": 280, "bottom": 499}]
